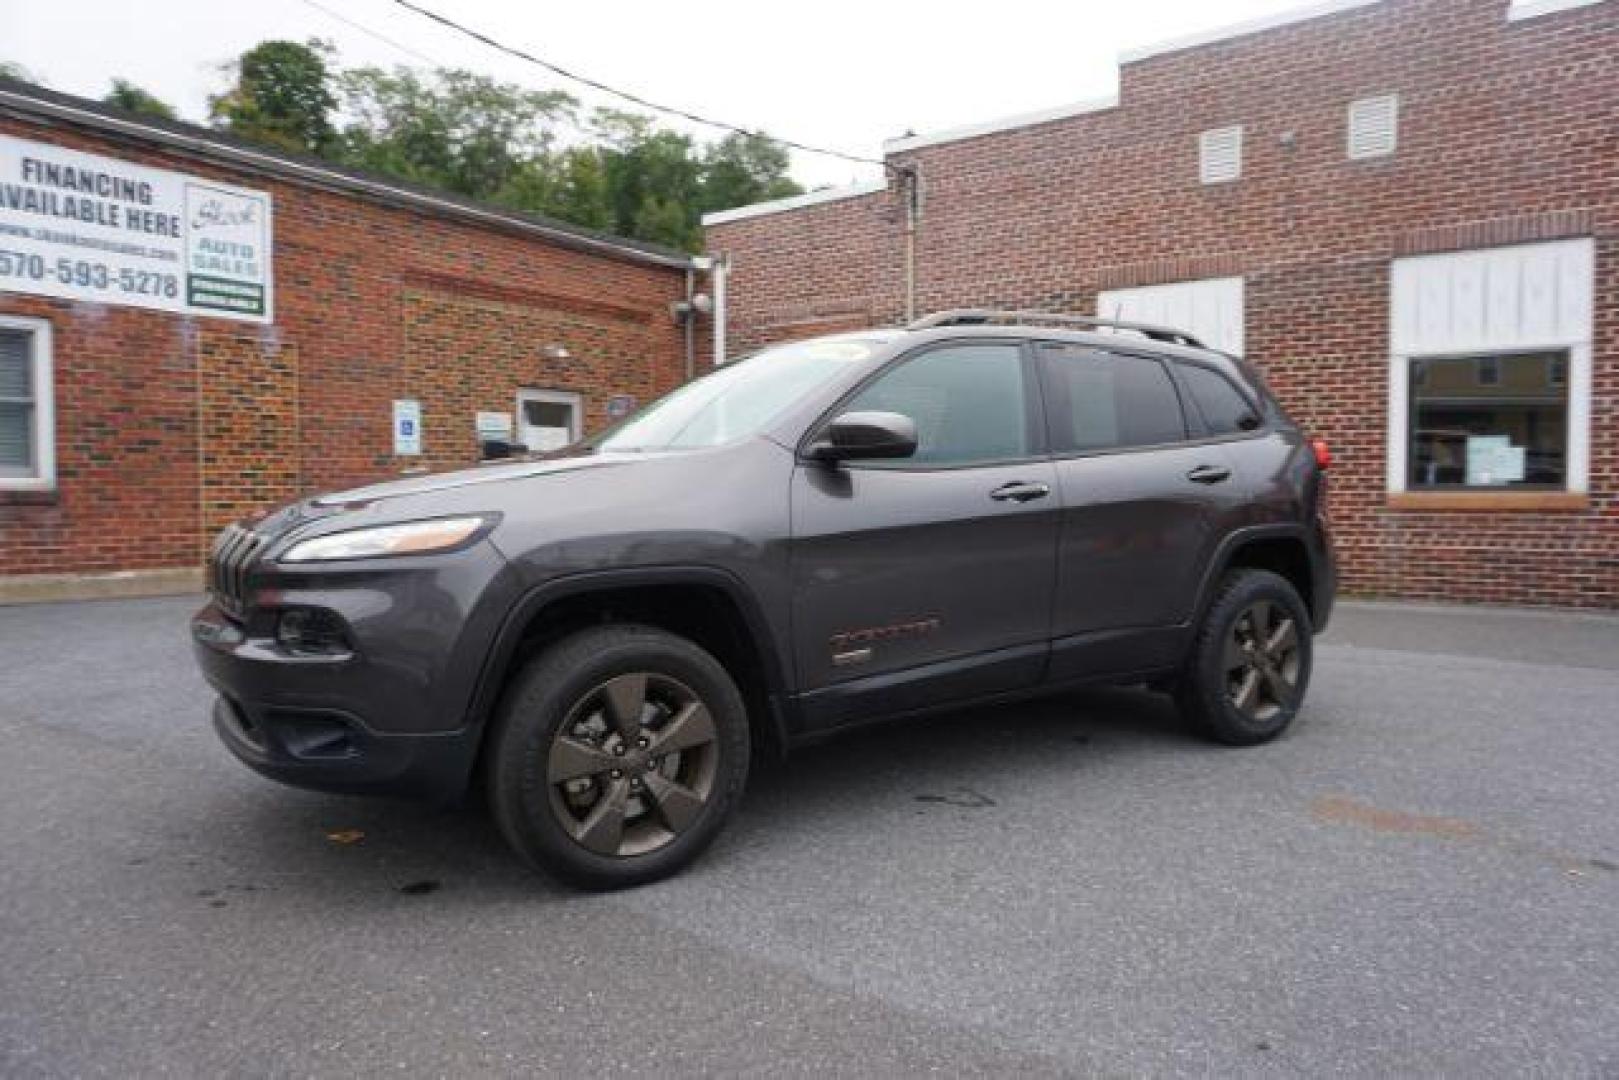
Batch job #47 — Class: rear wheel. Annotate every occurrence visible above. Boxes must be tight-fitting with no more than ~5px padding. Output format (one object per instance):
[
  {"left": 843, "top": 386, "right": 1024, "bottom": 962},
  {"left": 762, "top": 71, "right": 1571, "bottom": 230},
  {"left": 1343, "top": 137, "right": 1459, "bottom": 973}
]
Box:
[
  {"left": 487, "top": 625, "right": 750, "bottom": 889},
  {"left": 1176, "top": 569, "right": 1312, "bottom": 746}
]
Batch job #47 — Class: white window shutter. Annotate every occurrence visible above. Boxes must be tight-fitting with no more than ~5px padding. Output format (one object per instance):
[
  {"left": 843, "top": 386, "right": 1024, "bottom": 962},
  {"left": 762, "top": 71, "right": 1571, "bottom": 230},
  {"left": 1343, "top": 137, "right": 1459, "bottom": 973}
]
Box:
[
  {"left": 1199, "top": 126, "right": 1243, "bottom": 184},
  {"left": 1348, "top": 94, "right": 1399, "bottom": 159}
]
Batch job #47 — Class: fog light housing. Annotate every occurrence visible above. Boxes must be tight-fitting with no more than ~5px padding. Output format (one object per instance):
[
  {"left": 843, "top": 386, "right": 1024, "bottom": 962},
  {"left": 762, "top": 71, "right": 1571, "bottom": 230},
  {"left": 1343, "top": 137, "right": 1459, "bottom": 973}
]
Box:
[{"left": 275, "top": 607, "right": 352, "bottom": 657}]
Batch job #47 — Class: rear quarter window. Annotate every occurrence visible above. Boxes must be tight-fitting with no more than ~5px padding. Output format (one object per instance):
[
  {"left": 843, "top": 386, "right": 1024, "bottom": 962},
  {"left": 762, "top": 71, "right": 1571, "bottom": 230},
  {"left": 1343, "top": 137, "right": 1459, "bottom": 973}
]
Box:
[{"left": 1178, "top": 363, "right": 1262, "bottom": 435}]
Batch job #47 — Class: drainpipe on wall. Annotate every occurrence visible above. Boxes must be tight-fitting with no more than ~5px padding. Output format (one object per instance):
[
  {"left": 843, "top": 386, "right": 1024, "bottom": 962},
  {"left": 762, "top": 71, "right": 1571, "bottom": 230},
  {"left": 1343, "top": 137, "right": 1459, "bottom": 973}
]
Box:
[
  {"left": 897, "top": 164, "right": 922, "bottom": 323},
  {"left": 683, "top": 263, "right": 697, "bottom": 381},
  {"left": 712, "top": 254, "right": 728, "bottom": 366}
]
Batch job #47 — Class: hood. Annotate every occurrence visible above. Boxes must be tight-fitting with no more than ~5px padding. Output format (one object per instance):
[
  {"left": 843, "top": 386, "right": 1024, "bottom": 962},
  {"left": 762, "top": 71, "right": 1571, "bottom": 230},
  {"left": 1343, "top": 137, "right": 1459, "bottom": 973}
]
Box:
[{"left": 310, "top": 452, "right": 647, "bottom": 508}]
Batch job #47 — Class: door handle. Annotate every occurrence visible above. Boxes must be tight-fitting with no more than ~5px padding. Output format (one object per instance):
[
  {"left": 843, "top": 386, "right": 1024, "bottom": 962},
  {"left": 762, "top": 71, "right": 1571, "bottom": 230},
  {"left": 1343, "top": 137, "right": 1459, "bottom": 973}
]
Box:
[
  {"left": 1185, "top": 464, "right": 1232, "bottom": 485},
  {"left": 990, "top": 481, "right": 1051, "bottom": 503}
]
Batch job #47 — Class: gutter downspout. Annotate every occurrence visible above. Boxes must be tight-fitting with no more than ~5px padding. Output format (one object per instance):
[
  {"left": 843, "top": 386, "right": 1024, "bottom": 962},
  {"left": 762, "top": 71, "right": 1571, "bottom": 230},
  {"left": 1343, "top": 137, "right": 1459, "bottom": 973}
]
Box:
[
  {"left": 898, "top": 164, "right": 921, "bottom": 323},
  {"left": 683, "top": 264, "right": 696, "bottom": 381},
  {"left": 713, "top": 254, "right": 728, "bottom": 366}
]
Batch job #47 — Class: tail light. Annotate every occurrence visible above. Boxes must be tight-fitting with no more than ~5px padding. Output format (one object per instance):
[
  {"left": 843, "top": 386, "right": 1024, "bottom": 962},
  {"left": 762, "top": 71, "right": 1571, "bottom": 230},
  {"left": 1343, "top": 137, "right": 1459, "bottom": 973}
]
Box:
[{"left": 1310, "top": 438, "right": 1332, "bottom": 469}]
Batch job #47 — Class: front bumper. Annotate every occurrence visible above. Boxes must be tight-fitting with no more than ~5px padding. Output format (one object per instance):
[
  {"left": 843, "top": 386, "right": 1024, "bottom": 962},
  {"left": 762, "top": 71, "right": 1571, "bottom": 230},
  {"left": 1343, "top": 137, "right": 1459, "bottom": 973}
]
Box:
[
  {"left": 190, "top": 538, "right": 521, "bottom": 801},
  {"left": 208, "top": 692, "right": 475, "bottom": 801}
]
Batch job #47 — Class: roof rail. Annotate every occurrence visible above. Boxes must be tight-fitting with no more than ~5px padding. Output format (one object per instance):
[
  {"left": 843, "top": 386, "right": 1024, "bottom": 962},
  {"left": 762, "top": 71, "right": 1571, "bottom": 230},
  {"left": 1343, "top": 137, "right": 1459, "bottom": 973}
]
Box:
[{"left": 908, "top": 309, "right": 1206, "bottom": 349}]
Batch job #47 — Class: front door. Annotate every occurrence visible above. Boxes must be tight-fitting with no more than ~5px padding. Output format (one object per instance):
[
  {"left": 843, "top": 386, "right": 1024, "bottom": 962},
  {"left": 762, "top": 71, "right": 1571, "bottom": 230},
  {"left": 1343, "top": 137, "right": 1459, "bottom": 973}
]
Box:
[{"left": 789, "top": 341, "right": 1059, "bottom": 730}]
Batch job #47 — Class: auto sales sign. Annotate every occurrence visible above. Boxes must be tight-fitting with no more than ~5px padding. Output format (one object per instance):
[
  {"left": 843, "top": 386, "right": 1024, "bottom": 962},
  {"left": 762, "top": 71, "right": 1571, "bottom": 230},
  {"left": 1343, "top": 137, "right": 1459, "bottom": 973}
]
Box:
[{"left": 0, "top": 133, "right": 273, "bottom": 322}]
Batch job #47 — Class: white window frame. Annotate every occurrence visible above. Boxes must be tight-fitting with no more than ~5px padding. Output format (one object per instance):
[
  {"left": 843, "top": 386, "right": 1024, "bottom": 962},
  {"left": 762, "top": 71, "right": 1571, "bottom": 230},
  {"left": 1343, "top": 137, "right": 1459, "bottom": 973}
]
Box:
[
  {"left": 1387, "top": 239, "right": 1594, "bottom": 496},
  {"left": 515, "top": 388, "right": 582, "bottom": 451},
  {"left": 0, "top": 315, "right": 55, "bottom": 492}
]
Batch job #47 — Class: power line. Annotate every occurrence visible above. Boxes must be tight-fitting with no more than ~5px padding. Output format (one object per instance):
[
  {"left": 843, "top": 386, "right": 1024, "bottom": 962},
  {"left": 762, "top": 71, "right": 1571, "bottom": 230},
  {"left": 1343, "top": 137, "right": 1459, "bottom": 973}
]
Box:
[
  {"left": 386, "top": 0, "right": 888, "bottom": 169},
  {"left": 297, "top": 0, "right": 600, "bottom": 144},
  {"left": 300, "top": 0, "right": 440, "bottom": 68}
]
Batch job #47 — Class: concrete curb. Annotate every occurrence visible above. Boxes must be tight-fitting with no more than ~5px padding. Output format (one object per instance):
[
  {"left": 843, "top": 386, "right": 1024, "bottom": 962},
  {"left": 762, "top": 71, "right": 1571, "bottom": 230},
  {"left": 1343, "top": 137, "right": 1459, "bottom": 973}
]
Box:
[{"left": 0, "top": 567, "right": 203, "bottom": 605}]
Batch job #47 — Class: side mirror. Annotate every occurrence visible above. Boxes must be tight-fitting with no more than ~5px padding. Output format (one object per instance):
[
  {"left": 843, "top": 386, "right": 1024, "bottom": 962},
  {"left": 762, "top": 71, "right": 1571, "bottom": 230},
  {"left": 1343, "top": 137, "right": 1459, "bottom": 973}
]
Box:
[
  {"left": 812, "top": 410, "right": 918, "bottom": 462},
  {"left": 480, "top": 438, "right": 529, "bottom": 461}
]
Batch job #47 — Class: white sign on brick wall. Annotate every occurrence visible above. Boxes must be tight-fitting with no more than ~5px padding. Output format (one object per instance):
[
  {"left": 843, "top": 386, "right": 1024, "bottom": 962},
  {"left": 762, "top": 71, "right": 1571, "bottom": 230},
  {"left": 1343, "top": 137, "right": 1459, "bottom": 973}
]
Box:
[
  {"left": 393, "top": 399, "right": 422, "bottom": 456},
  {"left": 0, "top": 133, "right": 273, "bottom": 322}
]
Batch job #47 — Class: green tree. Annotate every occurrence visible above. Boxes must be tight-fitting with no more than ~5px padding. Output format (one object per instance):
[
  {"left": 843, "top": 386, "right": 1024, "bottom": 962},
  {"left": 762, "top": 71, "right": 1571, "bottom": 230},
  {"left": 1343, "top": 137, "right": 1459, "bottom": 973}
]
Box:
[
  {"left": 699, "top": 133, "right": 802, "bottom": 216},
  {"left": 0, "top": 61, "right": 43, "bottom": 84},
  {"left": 210, "top": 40, "right": 337, "bottom": 154},
  {"left": 494, "top": 147, "right": 613, "bottom": 232},
  {"left": 592, "top": 110, "right": 704, "bottom": 249},
  {"left": 197, "top": 39, "right": 806, "bottom": 252},
  {"left": 103, "top": 78, "right": 176, "bottom": 120},
  {"left": 338, "top": 66, "right": 573, "bottom": 200}
]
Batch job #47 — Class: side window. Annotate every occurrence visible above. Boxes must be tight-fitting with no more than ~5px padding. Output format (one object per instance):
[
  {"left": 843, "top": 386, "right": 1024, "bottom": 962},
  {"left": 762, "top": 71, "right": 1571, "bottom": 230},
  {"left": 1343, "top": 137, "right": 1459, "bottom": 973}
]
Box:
[
  {"left": 841, "top": 343, "right": 1030, "bottom": 466},
  {"left": 1178, "top": 363, "right": 1261, "bottom": 435},
  {"left": 1040, "top": 346, "right": 1186, "bottom": 453}
]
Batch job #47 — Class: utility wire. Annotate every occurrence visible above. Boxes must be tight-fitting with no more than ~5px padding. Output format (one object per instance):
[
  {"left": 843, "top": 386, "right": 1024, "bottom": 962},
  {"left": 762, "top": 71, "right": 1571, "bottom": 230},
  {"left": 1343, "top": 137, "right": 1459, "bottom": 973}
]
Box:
[
  {"left": 297, "top": 0, "right": 601, "bottom": 144},
  {"left": 300, "top": 0, "right": 441, "bottom": 68},
  {"left": 386, "top": 0, "right": 889, "bottom": 169}
]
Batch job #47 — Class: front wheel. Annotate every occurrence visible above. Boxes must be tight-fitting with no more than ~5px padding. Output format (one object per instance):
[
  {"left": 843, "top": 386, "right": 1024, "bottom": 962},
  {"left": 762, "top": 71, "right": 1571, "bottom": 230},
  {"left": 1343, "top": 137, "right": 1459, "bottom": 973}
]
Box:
[
  {"left": 486, "top": 625, "right": 750, "bottom": 890},
  {"left": 1176, "top": 569, "right": 1313, "bottom": 746}
]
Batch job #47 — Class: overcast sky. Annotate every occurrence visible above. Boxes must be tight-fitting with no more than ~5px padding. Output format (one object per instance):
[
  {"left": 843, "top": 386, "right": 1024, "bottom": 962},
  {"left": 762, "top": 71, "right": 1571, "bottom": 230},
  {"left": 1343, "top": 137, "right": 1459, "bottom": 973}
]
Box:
[{"left": 4, "top": 0, "right": 1318, "bottom": 189}]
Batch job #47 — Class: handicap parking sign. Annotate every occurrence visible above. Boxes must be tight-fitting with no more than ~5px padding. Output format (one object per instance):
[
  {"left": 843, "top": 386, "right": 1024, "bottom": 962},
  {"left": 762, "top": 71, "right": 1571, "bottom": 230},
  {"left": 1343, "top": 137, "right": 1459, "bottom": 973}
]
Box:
[{"left": 393, "top": 399, "right": 422, "bottom": 456}]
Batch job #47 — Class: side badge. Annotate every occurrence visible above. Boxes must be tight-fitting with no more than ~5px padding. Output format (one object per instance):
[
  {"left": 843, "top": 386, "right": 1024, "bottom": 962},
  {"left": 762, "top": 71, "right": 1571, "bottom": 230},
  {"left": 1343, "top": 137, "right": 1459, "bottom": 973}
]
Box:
[{"left": 829, "top": 617, "right": 940, "bottom": 666}]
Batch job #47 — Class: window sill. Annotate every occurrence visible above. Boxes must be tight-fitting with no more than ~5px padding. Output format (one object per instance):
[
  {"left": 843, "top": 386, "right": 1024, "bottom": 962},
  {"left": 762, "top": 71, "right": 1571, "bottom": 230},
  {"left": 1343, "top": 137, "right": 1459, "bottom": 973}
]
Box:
[{"left": 1386, "top": 491, "right": 1589, "bottom": 512}]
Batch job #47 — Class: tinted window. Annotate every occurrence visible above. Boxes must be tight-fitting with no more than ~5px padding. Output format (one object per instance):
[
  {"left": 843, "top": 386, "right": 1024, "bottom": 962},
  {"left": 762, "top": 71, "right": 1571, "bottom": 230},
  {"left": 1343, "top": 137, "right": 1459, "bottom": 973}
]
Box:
[
  {"left": 843, "top": 343, "right": 1029, "bottom": 465},
  {"left": 1041, "top": 347, "right": 1186, "bottom": 452},
  {"left": 1179, "top": 364, "right": 1261, "bottom": 435}
]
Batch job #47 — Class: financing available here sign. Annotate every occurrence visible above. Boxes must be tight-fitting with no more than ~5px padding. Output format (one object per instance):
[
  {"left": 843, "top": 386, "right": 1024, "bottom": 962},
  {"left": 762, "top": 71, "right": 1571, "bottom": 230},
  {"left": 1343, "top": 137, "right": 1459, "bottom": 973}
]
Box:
[{"left": 0, "top": 133, "right": 273, "bottom": 322}]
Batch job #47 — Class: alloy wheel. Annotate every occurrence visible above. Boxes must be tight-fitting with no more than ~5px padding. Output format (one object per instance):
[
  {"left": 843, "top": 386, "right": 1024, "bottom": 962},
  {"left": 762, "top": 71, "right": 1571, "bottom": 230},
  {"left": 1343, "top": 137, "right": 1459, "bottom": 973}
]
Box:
[
  {"left": 1223, "top": 600, "right": 1301, "bottom": 722},
  {"left": 545, "top": 672, "right": 719, "bottom": 857}
]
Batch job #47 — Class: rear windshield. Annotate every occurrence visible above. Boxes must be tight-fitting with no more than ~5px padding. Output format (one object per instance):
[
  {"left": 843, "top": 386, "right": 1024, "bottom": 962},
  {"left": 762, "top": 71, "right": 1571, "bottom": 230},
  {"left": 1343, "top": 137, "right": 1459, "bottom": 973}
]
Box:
[{"left": 595, "top": 337, "right": 884, "bottom": 451}]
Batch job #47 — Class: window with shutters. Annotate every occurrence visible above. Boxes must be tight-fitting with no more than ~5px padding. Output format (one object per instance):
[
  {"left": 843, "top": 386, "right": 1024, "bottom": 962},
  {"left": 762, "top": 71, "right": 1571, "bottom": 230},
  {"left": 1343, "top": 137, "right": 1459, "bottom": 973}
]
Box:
[
  {"left": 1199, "top": 126, "right": 1243, "bottom": 184},
  {"left": 0, "top": 317, "right": 53, "bottom": 491},
  {"left": 1347, "top": 94, "right": 1398, "bottom": 159}
]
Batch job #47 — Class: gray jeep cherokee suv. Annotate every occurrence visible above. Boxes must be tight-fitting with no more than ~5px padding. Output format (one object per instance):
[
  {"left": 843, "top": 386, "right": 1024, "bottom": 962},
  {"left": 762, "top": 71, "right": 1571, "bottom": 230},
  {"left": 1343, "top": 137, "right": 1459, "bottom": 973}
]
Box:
[{"left": 193, "top": 310, "right": 1334, "bottom": 889}]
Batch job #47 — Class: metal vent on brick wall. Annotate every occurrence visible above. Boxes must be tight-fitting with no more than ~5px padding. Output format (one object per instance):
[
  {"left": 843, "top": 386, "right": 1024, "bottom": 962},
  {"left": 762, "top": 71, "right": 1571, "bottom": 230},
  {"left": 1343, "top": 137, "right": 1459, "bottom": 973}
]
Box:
[
  {"left": 1199, "top": 126, "right": 1243, "bottom": 184},
  {"left": 1348, "top": 94, "right": 1399, "bottom": 159},
  {"left": 208, "top": 523, "right": 268, "bottom": 616}
]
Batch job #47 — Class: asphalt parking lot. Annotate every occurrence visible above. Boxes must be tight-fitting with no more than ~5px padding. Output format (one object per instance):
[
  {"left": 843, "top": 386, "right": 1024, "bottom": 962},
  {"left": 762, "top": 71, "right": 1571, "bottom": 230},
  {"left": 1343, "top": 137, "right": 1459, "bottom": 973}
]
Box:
[{"left": 2, "top": 596, "right": 1617, "bottom": 1076}]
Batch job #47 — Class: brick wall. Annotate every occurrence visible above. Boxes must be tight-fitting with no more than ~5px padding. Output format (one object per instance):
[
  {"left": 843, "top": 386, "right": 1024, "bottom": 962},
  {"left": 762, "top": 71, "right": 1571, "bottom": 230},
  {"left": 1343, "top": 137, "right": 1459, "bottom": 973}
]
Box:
[
  {"left": 0, "top": 112, "right": 691, "bottom": 577},
  {"left": 708, "top": 0, "right": 1619, "bottom": 608}
]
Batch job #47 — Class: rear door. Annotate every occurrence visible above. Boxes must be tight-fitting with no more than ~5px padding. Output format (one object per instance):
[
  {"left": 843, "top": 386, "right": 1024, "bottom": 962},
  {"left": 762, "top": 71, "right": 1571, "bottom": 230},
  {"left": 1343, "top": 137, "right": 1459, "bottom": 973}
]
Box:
[
  {"left": 1036, "top": 343, "right": 1238, "bottom": 680},
  {"left": 789, "top": 340, "right": 1059, "bottom": 729}
]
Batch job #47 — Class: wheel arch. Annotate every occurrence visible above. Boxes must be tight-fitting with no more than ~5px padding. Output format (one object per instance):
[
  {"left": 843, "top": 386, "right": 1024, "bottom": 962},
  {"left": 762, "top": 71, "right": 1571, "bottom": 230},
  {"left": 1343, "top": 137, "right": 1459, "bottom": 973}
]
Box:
[
  {"left": 1195, "top": 525, "right": 1320, "bottom": 628},
  {"left": 466, "top": 568, "right": 793, "bottom": 766}
]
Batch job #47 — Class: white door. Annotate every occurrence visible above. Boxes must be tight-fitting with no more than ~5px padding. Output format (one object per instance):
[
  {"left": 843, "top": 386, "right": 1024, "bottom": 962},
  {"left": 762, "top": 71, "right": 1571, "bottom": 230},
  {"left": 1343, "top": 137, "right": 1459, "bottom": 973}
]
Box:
[{"left": 516, "top": 390, "right": 582, "bottom": 452}]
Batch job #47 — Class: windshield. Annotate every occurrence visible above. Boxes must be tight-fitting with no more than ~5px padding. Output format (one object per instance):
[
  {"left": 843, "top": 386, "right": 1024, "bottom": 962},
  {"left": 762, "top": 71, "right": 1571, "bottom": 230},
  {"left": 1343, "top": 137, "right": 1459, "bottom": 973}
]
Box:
[{"left": 595, "top": 336, "right": 889, "bottom": 452}]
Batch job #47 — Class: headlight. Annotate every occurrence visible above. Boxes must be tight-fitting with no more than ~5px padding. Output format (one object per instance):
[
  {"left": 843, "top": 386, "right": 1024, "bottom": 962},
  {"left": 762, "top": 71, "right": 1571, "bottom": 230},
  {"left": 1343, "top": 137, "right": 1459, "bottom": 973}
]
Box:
[{"left": 280, "top": 516, "right": 492, "bottom": 563}]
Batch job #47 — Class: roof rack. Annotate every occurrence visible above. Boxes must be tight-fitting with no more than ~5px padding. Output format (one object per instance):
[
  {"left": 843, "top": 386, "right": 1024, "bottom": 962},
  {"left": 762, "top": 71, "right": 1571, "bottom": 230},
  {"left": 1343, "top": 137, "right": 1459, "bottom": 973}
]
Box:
[{"left": 908, "top": 309, "right": 1206, "bottom": 349}]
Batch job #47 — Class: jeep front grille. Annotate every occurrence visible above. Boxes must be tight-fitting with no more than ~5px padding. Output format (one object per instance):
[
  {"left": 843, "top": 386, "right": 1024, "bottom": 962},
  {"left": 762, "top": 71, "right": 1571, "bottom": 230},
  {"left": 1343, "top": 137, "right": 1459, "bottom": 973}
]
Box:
[{"left": 208, "top": 523, "right": 268, "bottom": 616}]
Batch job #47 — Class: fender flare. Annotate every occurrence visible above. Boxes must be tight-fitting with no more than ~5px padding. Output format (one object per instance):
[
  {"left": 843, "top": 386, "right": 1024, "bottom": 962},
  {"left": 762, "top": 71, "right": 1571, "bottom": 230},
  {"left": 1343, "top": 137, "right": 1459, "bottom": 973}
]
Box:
[
  {"left": 1191, "top": 522, "right": 1319, "bottom": 623},
  {"left": 464, "top": 565, "right": 795, "bottom": 750}
]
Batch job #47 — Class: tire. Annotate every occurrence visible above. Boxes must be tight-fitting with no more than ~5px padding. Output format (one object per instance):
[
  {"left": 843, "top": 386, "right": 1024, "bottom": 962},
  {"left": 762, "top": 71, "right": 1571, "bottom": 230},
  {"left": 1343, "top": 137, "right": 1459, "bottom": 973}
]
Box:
[
  {"left": 486, "top": 624, "right": 750, "bottom": 890},
  {"left": 1175, "top": 569, "right": 1313, "bottom": 746}
]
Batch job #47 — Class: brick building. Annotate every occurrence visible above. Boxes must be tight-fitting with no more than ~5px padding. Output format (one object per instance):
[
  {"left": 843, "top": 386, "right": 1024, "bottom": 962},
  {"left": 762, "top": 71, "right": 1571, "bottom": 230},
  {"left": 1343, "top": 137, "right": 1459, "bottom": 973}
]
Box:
[
  {"left": 0, "top": 81, "right": 707, "bottom": 600},
  {"left": 704, "top": 0, "right": 1618, "bottom": 607}
]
